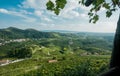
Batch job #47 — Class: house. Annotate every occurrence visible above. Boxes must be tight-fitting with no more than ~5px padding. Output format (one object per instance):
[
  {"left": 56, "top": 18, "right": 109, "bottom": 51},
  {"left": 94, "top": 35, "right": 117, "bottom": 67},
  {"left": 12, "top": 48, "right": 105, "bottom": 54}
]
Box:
[
  {"left": 48, "top": 60, "right": 58, "bottom": 63},
  {"left": 0, "top": 60, "right": 9, "bottom": 65}
]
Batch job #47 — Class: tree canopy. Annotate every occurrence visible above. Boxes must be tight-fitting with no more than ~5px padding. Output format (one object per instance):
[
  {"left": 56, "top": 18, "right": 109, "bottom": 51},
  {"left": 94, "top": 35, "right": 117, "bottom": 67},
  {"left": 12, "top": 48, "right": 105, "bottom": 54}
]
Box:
[
  {"left": 7, "top": 46, "right": 32, "bottom": 58},
  {"left": 46, "top": 0, "right": 120, "bottom": 23}
]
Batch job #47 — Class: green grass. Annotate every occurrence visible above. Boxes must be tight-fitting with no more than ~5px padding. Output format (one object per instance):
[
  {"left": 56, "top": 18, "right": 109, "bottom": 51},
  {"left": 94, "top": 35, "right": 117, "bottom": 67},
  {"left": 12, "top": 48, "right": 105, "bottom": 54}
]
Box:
[{"left": 0, "top": 55, "right": 110, "bottom": 76}]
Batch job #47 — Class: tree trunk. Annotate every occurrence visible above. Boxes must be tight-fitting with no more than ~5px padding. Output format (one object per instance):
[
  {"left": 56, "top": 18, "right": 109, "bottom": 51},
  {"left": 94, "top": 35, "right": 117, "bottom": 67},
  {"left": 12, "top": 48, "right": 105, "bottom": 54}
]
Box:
[{"left": 110, "top": 15, "right": 120, "bottom": 68}]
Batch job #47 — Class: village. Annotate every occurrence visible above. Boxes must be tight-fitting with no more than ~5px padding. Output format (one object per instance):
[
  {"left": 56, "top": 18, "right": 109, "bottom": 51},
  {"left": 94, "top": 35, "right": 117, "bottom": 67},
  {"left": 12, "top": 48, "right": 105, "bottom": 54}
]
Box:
[{"left": 0, "top": 39, "right": 28, "bottom": 46}]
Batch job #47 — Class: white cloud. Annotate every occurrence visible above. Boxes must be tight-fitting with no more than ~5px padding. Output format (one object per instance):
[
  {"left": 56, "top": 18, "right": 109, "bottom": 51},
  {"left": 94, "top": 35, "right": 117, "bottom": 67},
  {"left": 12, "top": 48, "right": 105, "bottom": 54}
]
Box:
[
  {"left": 79, "top": 5, "right": 91, "bottom": 11},
  {"left": 21, "top": 0, "right": 56, "bottom": 22},
  {"left": 21, "top": 0, "right": 47, "bottom": 10},
  {"left": 34, "top": 10, "right": 43, "bottom": 16},
  {"left": 0, "top": 8, "right": 36, "bottom": 22},
  {"left": 80, "top": 13, "right": 88, "bottom": 17},
  {"left": 19, "top": 0, "right": 117, "bottom": 32},
  {"left": 58, "top": 0, "right": 90, "bottom": 19},
  {"left": 59, "top": 0, "right": 79, "bottom": 18},
  {"left": 60, "top": 11, "right": 80, "bottom": 18},
  {"left": 19, "top": 10, "right": 32, "bottom": 15},
  {"left": 55, "top": 23, "right": 116, "bottom": 33},
  {"left": 21, "top": 0, "right": 56, "bottom": 10},
  {"left": 0, "top": 0, "right": 118, "bottom": 33},
  {"left": 21, "top": 0, "right": 82, "bottom": 18},
  {"left": 0, "top": 8, "right": 9, "bottom": 14},
  {"left": 42, "top": 17, "right": 53, "bottom": 22}
]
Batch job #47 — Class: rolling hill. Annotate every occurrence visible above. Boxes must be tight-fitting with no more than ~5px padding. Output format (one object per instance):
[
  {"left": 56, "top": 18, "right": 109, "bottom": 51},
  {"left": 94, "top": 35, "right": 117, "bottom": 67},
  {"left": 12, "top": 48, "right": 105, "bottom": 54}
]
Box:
[{"left": 0, "top": 27, "right": 56, "bottom": 39}]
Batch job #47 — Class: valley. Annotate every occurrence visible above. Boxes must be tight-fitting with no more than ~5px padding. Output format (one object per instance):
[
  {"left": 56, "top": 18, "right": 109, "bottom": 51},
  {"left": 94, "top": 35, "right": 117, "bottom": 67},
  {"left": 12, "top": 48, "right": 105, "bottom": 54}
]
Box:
[{"left": 0, "top": 27, "right": 114, "bottom": 76}]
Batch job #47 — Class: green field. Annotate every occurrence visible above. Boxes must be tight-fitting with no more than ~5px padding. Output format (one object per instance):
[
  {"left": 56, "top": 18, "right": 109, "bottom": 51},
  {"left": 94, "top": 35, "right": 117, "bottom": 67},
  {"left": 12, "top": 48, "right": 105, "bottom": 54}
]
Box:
[{"left": 0, "top": 55, "right": 110, "bottom": 76}]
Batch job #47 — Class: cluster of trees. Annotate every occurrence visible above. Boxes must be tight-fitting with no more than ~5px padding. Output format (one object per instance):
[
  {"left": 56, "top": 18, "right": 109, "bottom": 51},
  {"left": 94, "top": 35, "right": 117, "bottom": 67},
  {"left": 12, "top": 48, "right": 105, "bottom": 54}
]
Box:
[{"left": 7, "top": 47, "right": 32, "bottom": 58}]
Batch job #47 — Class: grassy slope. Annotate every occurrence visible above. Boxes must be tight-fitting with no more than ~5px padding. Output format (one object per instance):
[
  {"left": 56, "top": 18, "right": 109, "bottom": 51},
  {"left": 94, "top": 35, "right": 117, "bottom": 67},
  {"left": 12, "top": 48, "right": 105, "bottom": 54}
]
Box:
[{"left": 0, "top": 55, "right": 110, "bottom": 76}]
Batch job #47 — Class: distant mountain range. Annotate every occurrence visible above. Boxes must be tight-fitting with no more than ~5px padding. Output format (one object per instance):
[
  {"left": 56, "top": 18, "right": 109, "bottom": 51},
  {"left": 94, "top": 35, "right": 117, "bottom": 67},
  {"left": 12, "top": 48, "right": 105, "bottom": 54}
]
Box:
[
  {"left": 0, "top": 27, "right": 57, "bottom": 39},
  {"left": 0, "top": 27, "right": 115, "bottom": 39},
  {"left": 42, "top": 30, "right": 80, "bottom": 33},
  {"left": 43, "top": 30, "right": 114, "bottom": 36}
]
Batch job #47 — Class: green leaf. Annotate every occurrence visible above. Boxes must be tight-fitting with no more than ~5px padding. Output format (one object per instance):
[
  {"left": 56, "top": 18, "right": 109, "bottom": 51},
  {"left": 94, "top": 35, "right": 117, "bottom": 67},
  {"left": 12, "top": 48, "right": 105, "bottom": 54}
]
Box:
[
  {"left": 110, "top": 8, "right": 116, "bottom": 11},
  {"left": 46, "top": 0, "right": 55, "bottom": 11},
  {"left": 90, "top": 8, "right": 94, "bottom": 12},
  {"left": 96, "top": 0, "right": 105, "bottom": 5},
  {"left": 112, "top": 0, "right": 119, "bottom": 5},
  {"left": 103, "top": 3, "right": 110, "bottom": 9},
  {"left": 54, "top": 8, "right": 60, "bottom": 15},
  {"left": 93, "top": 15, "right": 99, "bottom": 23},
  {"left": 81, "top": 0, "right": 85, "bottom": 5},
  {"left": 95, "top": 6, "right": 101, "bottom": 12},
  {"left": 79, "top": 1, "right": 81, "bottom": 4},
  {"left": 89, "top": 15, "right": 99, "bottom": 23},
  {"left": 88, "top": 12, "right": 93, "bottom": 17},
  {"left": 56, "top": 0, "right": 67, "bottom": 9},
  {"left": 106, "top": 11, "right": 112, "bottom": 17},
  {"left": 89, "top": 18, "right": 93, "bottom": 23}
]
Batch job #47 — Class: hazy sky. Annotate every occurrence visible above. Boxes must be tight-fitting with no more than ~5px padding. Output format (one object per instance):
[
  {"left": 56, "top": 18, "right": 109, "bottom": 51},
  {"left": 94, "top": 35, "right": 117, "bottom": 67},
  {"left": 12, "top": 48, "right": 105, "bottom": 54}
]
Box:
[{"left": 0, "top": 0, "right": 119, "bottom": 33}]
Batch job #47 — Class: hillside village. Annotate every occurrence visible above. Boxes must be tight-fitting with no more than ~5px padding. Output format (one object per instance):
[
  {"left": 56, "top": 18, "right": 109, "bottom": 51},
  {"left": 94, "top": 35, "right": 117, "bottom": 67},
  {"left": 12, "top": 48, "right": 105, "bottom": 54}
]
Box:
[{"left": 0, "top": 39, "right": 28, "bottom": 46}]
